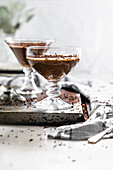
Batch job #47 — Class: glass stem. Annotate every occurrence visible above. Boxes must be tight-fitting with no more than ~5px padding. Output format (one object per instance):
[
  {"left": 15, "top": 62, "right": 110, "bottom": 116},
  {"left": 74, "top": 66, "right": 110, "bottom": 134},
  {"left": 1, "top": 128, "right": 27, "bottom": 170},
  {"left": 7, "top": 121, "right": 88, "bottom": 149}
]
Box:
[
  {"left": 16, "top": 67, "right": 42, "bottom": 94},
  {"left": 31, "top": 69, "right": 40, "bottom": 90},
  {"left": 22, "top": 67, "right": 33, "bottom": 90},
  {"left": 22, "top": 68, "right": 40, "bottom": 91},
  {"left": 46, "top": 81, "right": 61, "bottom": 99}
]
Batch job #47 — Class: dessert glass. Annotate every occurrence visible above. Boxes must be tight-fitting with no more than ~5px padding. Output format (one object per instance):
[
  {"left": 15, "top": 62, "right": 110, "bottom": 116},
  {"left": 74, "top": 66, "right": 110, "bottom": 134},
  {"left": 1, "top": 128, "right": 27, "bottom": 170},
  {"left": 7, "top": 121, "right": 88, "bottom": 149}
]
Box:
[
  {"left": 5, "top": 38, "right": 55, "bottom": 95},
  {"left": 27, "top": 46, "right": 80, "bottom": 111}
]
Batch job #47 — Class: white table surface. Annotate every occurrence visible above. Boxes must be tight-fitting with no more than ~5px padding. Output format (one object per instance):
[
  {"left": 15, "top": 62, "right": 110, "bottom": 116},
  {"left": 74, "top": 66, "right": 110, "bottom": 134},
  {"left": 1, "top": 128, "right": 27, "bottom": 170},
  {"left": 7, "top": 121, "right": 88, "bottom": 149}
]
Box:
[{"left": 0, "top": 125, "right": 112, "bottom": 170}]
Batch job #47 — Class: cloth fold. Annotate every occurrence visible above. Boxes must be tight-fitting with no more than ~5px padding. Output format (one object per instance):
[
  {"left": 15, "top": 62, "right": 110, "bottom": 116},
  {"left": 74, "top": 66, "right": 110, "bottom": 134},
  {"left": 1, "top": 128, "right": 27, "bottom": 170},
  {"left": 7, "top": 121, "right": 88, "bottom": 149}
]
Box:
[
  {"left": 48, "top": 77, "right": 113, "bottom": 141},
  {"left": 48, "top": 120, "right": 107, "bottom": 140},
  {"left": 48, "top": 117, "right": 113, "bottom": 140}
]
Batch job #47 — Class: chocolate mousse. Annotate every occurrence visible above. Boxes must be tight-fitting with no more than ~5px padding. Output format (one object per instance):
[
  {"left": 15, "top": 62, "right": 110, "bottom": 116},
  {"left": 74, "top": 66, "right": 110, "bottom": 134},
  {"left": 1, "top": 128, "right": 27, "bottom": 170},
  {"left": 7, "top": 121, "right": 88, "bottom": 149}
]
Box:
[
  {"left": 7, "top": 42, "right": 46, "bottom": 68},
  {"left": 27, "top": 54, "right": 80, "bottom": 81}
]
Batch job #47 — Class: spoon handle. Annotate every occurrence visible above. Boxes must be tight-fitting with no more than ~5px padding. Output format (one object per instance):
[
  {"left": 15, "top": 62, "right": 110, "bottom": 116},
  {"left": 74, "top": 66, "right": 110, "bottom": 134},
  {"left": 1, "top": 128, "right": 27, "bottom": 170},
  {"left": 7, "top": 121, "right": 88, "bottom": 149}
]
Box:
[{"left": 88, "top": 125, "right": 113, "bottom": 144}]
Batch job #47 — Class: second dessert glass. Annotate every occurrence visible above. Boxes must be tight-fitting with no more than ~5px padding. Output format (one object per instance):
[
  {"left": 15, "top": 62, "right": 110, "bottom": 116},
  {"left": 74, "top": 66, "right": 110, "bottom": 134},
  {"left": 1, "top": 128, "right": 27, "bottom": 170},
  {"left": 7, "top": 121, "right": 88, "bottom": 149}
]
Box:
[
  {"left": 5, "top": 38, "right": 55, "bottom": 95},
  {"left": 27, "top": 46, "right": 80, "bottom": 111}
]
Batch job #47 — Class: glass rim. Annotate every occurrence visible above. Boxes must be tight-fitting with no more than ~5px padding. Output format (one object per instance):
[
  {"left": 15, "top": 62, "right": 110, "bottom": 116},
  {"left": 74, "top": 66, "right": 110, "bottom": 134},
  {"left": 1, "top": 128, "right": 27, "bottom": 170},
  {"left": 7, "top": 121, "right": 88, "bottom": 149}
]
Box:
[
  {"left": 27, "top": 46, "right": 81, "bottom": 60},
  {"left": 5, "top": 37, "right": 56, "bottom": 43},
  {"left": 27, "top": 46, "right": 81, "bottom": 50}
]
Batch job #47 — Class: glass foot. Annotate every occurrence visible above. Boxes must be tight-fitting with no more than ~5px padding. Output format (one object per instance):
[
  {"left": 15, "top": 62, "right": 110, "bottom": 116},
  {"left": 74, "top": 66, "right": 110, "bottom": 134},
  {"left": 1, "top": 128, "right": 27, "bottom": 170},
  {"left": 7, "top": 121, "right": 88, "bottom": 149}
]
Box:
[{"left": 34, "top": 97, "right": 72, "bottom": 111}]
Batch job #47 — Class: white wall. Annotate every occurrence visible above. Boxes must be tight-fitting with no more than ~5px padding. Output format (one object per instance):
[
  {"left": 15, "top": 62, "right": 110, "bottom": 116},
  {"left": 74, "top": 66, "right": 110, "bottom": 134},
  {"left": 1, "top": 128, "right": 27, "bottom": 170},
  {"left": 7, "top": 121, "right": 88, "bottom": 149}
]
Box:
[{"left": 0, "top": 0, "right": 113, "bottom": 78}]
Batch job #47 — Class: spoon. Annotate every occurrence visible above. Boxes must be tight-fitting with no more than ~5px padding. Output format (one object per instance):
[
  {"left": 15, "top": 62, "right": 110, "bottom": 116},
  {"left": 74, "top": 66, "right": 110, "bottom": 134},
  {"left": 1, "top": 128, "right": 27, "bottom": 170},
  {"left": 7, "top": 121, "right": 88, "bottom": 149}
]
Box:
[{"left": 88, "top": 124, "right": 113, "bottom": 144}]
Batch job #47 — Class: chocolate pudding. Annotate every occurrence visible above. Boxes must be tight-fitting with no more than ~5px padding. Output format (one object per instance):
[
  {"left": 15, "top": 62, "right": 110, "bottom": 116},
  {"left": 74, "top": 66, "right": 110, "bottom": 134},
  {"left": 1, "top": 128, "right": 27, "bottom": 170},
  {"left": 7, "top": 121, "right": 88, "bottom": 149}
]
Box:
[
  {"left": 27, "top": 54, "right": 80, "bottom": 81},
  {"left": 8, "top": 42, "right": 46, "bottom": 68}
]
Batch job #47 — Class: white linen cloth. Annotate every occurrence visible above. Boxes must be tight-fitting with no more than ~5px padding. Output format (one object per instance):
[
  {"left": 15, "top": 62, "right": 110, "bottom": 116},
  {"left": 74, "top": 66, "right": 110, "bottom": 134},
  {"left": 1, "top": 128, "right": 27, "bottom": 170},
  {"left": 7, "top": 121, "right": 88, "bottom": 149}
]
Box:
[{"left": 48, "top": 77, "right": 113, "bottom": 140}]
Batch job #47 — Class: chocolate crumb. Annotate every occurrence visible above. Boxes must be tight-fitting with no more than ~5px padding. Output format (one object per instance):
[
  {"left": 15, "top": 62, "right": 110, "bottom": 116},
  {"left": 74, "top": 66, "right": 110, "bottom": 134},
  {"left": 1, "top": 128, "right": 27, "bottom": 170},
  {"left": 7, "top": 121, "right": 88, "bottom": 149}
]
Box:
[
  {"left": 10, "top": 130, "right": 14, "bottom": 132},
  {"left": 43, "top": 126, "right": 49, "bottom": 129},
  {"left": 68, "top": 146, "right": 71, "bottom": 149},
  {"left": 37, "top": 134, "right": 41, "bottom": 136},
  {"left": 7, "top": 134, "right": 10, "bottom": 138},
  {"left": 29, "top": 139, "right": 33, "bottom": 142},
  {"left": 0, "top": 134, "right": 3, "bottom": 137},
  {"left": 59, "top": 143, "right": 62, "bottom": 146},
  {"left": 72, "top": 160, "right": 76, "bottom": 162},
  {"left": 31, "top": 130, "right": 35, "bottom": 132},
  {"left": 39, "top": 137, "right": 44, "bottom": 141}
]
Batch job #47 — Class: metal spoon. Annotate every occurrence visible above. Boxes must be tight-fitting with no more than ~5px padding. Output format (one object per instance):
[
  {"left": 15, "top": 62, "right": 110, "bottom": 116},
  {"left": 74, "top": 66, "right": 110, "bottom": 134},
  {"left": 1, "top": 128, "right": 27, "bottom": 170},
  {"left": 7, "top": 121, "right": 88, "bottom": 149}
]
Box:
[{"left": 88, "top": 124, "right": 113, "bottom": 144}]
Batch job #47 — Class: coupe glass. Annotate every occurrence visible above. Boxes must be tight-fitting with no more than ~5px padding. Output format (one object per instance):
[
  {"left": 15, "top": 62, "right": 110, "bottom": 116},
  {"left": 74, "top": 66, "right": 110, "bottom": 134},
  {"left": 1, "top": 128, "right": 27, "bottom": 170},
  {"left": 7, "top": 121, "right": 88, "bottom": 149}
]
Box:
[
  {"left": 27, "top": 46, "right": 80, "bottom": 111},
  {"left": 5, "top": 38, "right": 55, "bottom": 95}
]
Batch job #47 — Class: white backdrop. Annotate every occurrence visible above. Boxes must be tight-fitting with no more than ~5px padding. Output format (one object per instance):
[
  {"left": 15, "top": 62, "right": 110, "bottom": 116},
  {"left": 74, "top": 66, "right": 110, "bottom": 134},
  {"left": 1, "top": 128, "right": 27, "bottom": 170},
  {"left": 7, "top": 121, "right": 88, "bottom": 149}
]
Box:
[{"left": 0, "top": 0, "right": 113, "bottom": 79}]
